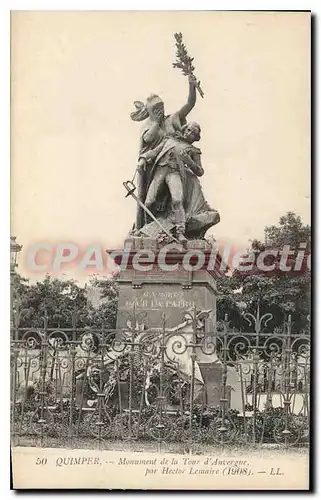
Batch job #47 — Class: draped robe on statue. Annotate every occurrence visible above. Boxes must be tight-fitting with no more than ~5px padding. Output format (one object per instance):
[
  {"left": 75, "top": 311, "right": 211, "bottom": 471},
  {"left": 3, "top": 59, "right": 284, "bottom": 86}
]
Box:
[{"left": 135, "top": 111, "right": 185, "bottom": 231}]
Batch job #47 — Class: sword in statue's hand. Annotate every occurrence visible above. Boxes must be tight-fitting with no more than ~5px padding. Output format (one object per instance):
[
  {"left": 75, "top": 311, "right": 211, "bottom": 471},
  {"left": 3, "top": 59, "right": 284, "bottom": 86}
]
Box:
[{"left": 123, "top": 181, "right": 179, "bottom": 244}]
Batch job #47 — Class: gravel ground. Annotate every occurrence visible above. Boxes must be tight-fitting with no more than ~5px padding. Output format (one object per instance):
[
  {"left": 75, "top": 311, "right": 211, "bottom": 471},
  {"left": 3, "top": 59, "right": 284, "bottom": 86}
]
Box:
[{"left": 12, "top": 436, "right": 309, "bottom": 456}]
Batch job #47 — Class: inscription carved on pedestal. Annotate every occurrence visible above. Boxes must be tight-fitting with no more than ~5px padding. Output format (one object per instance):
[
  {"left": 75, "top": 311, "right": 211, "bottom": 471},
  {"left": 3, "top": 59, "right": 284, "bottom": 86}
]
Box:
[{"left": 124, "top": 290, "right": 195, "bottom": 311}]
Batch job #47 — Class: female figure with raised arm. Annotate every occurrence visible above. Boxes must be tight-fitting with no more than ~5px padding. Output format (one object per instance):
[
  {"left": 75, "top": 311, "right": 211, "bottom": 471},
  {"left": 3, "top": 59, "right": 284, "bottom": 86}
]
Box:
[{"left": 130, "top": 74, "right": 198, "bottom": 232}]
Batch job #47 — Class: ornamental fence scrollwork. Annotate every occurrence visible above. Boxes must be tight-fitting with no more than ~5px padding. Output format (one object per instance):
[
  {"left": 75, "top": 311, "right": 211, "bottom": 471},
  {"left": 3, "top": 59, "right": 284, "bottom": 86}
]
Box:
[{"left": 10, "top": 306, "right": 310, "bottom": 452}]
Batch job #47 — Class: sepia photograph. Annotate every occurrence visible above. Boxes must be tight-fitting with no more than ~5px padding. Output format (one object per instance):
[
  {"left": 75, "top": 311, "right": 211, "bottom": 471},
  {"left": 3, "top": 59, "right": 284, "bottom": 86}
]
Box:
[{"left": 10, "top": 10, "right": 311, "bottom": 490}]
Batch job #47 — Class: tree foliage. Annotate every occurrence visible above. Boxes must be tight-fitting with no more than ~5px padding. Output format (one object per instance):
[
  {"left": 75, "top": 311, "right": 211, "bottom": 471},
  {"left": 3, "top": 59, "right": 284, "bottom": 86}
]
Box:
[
  {"left": 85, "top": 276, "right": 119, "bottom": 329},
  {"left": 217, "top": 212, "right": 311, "bottom": 334},
  {"left": 12, "top": 273, "right": 118, "bottom": 330}
]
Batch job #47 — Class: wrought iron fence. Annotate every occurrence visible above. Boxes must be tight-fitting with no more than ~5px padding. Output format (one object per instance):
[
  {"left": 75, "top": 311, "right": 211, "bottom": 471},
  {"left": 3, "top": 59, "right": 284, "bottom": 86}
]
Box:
[{"left": 10, "top": 306, "right": 310, "bottom": 452}]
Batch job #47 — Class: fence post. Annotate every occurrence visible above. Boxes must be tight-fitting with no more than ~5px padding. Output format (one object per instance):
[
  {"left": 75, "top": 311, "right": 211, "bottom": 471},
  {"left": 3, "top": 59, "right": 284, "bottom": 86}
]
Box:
[
  {"left": 282, "top": 314, "right": 293, "bottom": 448},
  {"left": 68, "top": 311, "right": 78, "bottom": 448},
  {"left": 155, "top": 313, "right": 167, "bottom": 452},
  {"left": 237, "top": 357, "right": 248, "bottom": 445},
  {"left": 38, "top": 313, "right": 49, "bottom": 447},
  {"left": 18, "top": 348, "right": 31, "bottom": 436},
  {"left": 187, "top": 308, "right": 198, "bottom": 454},
  {"left": 127, "top": 307, "right": 136, "bottom": 442},
  {"left": 218, "top": 314, "right": 229, "bottom": 450},
  {"left": 96, "top": 330, "right": 106, "bottom": 449},
  {"left": 10, "top": 310, "right": 20, "bottom": 445},
  {"left": 251, "top": 303, "right": 262, "bottom": 446},
  {"left": 266, "top": 356, "right": 274, "bottom": 409}
]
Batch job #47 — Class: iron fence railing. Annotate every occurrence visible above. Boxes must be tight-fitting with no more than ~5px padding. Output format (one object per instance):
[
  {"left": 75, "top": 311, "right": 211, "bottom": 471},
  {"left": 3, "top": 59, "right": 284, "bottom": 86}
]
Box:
[{"left": 10, "top": 307, "right": 310, "bottom": 451}]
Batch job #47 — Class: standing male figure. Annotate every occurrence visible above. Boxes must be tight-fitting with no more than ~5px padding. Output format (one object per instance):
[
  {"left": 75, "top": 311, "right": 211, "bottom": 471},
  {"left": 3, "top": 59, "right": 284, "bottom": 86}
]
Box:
[{"left": 137, "top": 122, "right": 203, "bottom": 242}]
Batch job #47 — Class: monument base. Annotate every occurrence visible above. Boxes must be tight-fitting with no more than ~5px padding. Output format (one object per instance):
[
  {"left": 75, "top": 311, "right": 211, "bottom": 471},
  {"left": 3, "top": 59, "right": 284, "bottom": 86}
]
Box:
[
  {"left": 112, "top": 236, "right": 226, "bottom": 404},
  {"left": 115, "top": 236, "right": 222, "bottom": 332}
]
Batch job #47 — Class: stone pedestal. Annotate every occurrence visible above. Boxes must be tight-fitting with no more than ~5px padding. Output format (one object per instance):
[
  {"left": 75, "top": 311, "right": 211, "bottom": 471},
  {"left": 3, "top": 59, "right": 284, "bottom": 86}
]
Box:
[
  {"left": 115, "top": 237, "right": 222, "bottom": 332},
  {"left": 113, "top": 236, "right": 226, "bottom": 406}
]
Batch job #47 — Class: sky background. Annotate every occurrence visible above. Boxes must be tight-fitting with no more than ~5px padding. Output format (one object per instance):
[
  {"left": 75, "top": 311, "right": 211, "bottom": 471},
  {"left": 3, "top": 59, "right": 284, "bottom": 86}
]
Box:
[{"left": 11, "top": 11, "right": 310, "bottom": 283}]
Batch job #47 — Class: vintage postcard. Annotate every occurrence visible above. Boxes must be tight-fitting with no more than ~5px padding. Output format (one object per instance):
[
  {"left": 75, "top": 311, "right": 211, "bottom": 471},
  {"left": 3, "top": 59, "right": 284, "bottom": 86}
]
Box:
[{"left": 10, "top": 10, "right": 311, "bottom": 490}]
